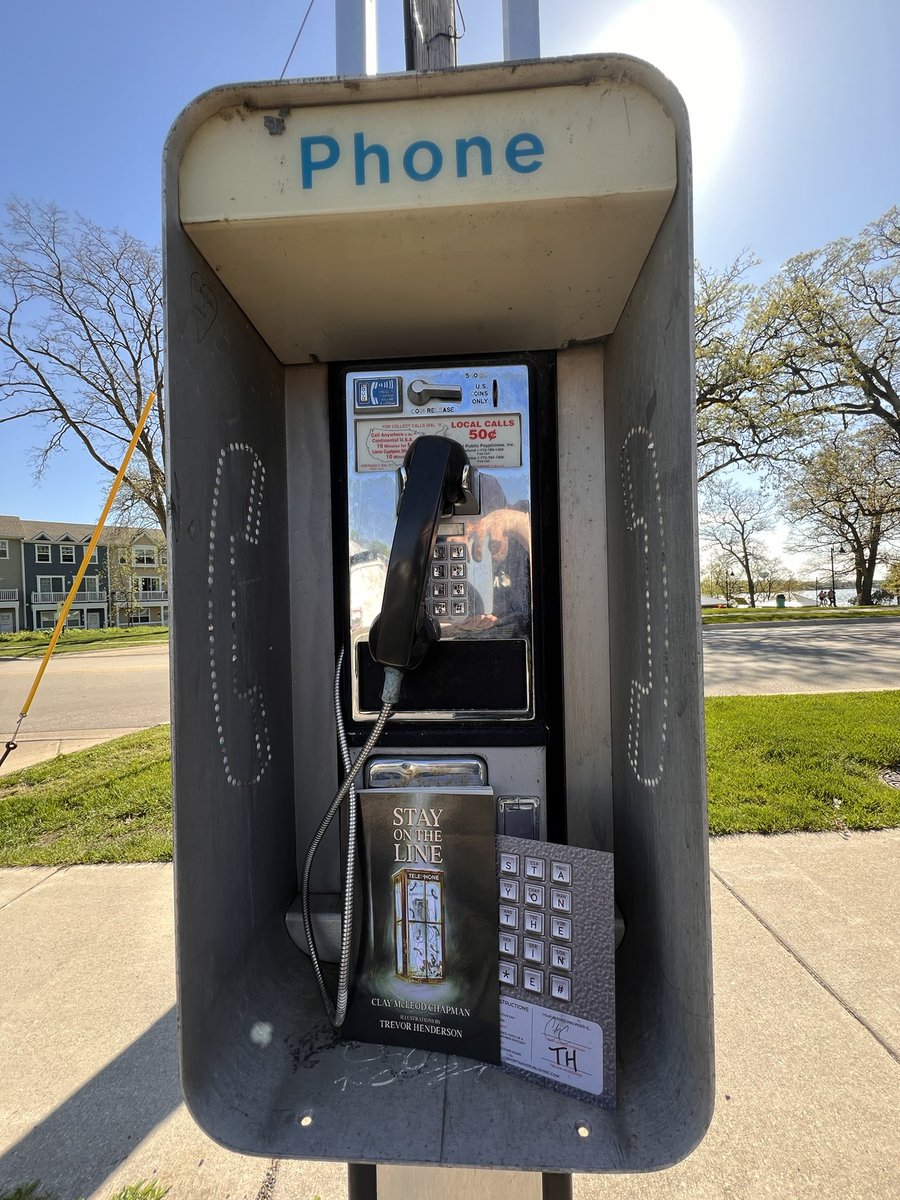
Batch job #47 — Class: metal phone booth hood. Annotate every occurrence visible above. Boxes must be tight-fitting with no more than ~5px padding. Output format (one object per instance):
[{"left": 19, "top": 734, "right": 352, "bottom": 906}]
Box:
[{"left": 164, "top": 54, "right": 713, "bottom": 1174}]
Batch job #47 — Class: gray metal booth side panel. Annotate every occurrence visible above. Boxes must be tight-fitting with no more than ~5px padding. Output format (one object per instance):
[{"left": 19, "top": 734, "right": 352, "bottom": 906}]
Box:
[
  {"left": 603, "top": 89, "right": 715, "bottom": 1160},
  {"left": 164, "top": 190, "right": 300, "bottom": 1134}
]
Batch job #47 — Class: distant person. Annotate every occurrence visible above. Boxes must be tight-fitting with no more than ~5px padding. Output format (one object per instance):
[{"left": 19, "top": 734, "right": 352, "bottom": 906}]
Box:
[{"left": 828, "top": 589, "right": 836, "bottom": 607}]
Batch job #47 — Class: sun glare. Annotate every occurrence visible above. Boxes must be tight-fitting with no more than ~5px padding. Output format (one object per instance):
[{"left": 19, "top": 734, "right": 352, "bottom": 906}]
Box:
[{"left": 593, "top": 0, "right": 744, "bottom": 194}]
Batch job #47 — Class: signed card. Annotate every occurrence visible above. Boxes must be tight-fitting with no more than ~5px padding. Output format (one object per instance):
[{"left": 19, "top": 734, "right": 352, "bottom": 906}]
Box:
[{"left": 500, "top": 997, "right": 604, "bottom": 1096}]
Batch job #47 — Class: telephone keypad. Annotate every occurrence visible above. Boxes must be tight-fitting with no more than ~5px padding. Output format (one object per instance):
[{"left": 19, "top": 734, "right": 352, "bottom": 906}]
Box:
[
  {"left": 497, "top": 841, "right": 575, "bottom": 1005},
  {"left": 428, "top": 538, "right": 472, "bottom": 624}
]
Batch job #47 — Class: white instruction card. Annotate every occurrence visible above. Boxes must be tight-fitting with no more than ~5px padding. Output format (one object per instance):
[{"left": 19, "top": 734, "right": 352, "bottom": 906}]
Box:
[{"left": 500, "top": 997, "right": 604, "bottom": 1096}]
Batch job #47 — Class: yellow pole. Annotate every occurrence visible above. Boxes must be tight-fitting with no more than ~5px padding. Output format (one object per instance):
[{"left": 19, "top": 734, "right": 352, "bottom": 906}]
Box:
[{"left": 17, "top": 391, "right": 159, "bottom": 721}]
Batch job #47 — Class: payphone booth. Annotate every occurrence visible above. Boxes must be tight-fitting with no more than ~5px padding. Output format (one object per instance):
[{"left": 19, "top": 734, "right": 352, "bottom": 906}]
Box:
[{"left": 165, "top": 53, "right": 713, "bottom": 1179}]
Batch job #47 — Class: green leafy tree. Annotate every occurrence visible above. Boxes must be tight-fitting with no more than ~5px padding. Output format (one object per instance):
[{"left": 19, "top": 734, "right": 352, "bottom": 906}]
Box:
[
  {"left": 750, "top": 206, "right": 900, "bottom": 441},
  {"left": 781, "top": 423, "right": 900, "bottom": 605}
]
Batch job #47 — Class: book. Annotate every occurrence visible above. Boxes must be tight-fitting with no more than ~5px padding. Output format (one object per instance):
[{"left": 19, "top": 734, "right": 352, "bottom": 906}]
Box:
[{"left": 342, "top": 786, "right": 501, "bottom": 1063}]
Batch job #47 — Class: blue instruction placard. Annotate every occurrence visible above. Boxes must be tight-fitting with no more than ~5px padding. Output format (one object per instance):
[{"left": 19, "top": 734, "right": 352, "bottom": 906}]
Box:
[{"left": 354, "top": 376, "right": 402, "bottom": 411}]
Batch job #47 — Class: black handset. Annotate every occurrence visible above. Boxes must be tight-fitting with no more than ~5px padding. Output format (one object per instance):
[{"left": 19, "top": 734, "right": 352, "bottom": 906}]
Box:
[{"left": 369, "top": 435, "right": 469, "bottom": 672}]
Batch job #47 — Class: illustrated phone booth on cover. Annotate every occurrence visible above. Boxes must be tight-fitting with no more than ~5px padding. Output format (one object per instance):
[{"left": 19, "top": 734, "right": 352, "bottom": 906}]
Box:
[{"left": 165, "top": 54, "right": 714, "bottom": 1176}]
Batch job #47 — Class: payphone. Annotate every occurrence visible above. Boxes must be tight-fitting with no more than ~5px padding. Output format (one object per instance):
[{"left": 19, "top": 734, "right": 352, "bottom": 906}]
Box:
[
  {"left": 338, "top": 356, "right": 560, "bottom": 831},
  {"left": 165, "top": 52, "right": 713, "bottom": 1175}
]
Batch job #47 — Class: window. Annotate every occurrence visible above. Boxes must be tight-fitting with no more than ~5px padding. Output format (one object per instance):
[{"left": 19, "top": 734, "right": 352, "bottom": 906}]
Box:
[
  {"left": 35, "top": 543, "right": 51, "bottom": 562},
  {"left": 38, "top": 611, "right": 56, "bottom": 629},
  {"left": 78, "top": 574, "right": 101, "bottom": 599},
  {"left": 66, "top": 610, "right": 83, "bottom": 628},
  {"left": 60, "top": 545, "right": 76, "bottom": 563},
  {"left": 0, "top": 540, "right": 8, "bottom": 559},
  {"left": 133, "top": 545, "right": 157, "bottom": 566},
  {"left": 138, "top": 576, "right": 161, "bottom": 595},
  {"left": 37, "top": 576, "right": 64, "bottom": 599},
  {"left": 90, "top": 549, "right": 98, "bottom": 563}
]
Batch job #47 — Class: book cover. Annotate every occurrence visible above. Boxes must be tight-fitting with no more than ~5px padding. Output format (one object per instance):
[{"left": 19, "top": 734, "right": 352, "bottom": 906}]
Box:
[{"left": 342, "top": 786, "right": 501, "bottom": 1063}]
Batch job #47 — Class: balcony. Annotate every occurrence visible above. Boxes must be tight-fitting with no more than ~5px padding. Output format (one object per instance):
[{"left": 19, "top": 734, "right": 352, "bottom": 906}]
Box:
[
  {"left": 114, "top": 589, "right": 169, "bottom": 604},
  {"left": 32, "top": 590, "right": 108, "bottom": 604},
  {"left": 0, "top": 589, "right": 18, "bottom": 602}
]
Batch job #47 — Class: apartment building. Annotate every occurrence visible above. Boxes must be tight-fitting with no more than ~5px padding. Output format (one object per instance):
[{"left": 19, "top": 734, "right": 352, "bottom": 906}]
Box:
[{"left": 0, "top": 516, "right": 109, "bottom": 632}]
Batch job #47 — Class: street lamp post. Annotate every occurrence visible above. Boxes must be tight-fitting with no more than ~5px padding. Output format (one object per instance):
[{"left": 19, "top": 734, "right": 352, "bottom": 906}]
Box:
[{"left": 830, "top": 545, "right": 844, "bottom": 606}]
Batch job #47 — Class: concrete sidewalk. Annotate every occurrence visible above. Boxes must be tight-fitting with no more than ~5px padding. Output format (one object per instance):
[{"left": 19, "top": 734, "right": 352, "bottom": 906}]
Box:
[{"left": 1, "top": 832, "right": 898, "bottom": 1200}]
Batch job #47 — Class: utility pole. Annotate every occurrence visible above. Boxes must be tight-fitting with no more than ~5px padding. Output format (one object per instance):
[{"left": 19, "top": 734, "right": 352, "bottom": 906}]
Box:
[{"left": 404, "top": 0, "right": 457, "bottom": 69}]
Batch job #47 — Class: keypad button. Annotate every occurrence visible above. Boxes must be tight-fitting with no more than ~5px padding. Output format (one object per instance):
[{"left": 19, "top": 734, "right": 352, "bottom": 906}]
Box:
[
  {"left": 524, "top": 857, "right": 546, "bottom": 880},
  {"left": 433, "top": 545, "right": 447, "bottom": 560},
  {"left": 449, "top": 543, "right": 467, "bottom": 560},
  {"left": 550, "top": 974, "right": 571, "bottom": 1002},
  {"left": 523, "top": 968, "right": 544, "bottom": 994},
  {"left": 523, "top": 911, "right": 544, "bottom": 935},
  {"left": 450, "top": 563, "right": 466, "bottom": 579},
  {"left": 523, "top": 938, "right": 544, "bottom": 964},
  {"left": 551, "top": 861, "right": 572, "bottom": 884},
  {"left": 433, "top": 602, "right": 448, "bottom": 617},
  {"left": 550, "top": 916, "right": 572, "bottom": 941},
  {"left": 499, "top": 852, "right": 520, "bottom": 875},
  {"left": 524, "top": 883, "right": 545, "bottom": 907},
  {"left": 550, "top": 944, "right": 572, "bottom": 970},
  {"left": 451, "top": 582, "right": 466, "bottom": 597},
  {"left": 499, "top": 878, "right": 519, "bottom": 902},
  {"left": 499, "top": 905, "right": 519, "bottom": 929},
  {"left": 550, "top": 888, "right": 572, "bottom": 913},
  {"left": 500, "top": 962, "right": 518, "bottom": 986},
  {"left": 432, "top": 563, "right": 447, "bottom": 579},
  {"left": 452, "top": 600, "right": 468, "bottom": 616},
  {"left": 432, "top": 582, "right": 448, "bottom": 598},
  {"left": 499, "top": 932, "right": 518, "bottom": 957}
]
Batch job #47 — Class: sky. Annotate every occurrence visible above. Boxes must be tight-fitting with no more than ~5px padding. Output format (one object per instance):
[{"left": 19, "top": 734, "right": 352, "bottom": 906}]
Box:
[{"left": 0, "top": 0, "right": 898, "bottom": 530}]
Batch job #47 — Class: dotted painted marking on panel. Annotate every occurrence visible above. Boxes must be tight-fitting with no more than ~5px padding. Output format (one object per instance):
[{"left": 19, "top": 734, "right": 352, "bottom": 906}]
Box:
[
  {"left": 620, "top": 426, "right": 669, "bottom": 789},
  {"left": 207, "top": 442, "right": 272, "bottom": 788}
]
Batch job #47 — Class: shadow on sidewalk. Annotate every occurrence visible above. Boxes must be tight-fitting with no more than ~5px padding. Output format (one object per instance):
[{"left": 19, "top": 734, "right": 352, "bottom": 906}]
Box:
[{"left": 0, "top": 1008, "right": 182, "bottom": 1198}]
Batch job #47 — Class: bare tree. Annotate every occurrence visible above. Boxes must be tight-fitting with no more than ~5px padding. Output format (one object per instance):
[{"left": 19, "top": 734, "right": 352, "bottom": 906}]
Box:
[
  {"left": 0, "top": 199, "right": 166, "bottom": 531},
  {"left": 699, "top": 473, "right": 775, "bottom": 606},
  {"left": 781, "top": 423, "right": 900, "bottom": 605}
]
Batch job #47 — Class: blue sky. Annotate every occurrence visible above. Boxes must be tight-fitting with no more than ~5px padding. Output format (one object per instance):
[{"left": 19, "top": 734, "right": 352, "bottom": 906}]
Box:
[{"left": 1, "top": 0, "right": 898, "bottom": 523}]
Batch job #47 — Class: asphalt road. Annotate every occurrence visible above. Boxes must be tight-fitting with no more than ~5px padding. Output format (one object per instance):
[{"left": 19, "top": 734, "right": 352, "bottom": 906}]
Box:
[
  {"left": 0, "top": 644, "right": 170, "bottom": 774},
  {"left": 702, "top": 618, "right": 900, "bottom": 696},
  {"left": 1, "top": 622, "right": 898, "bottom": 774}
]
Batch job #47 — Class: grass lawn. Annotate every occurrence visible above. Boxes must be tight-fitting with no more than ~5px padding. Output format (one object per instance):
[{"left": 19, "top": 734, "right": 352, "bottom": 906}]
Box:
[
  {"left": 706, "top": 691, "right": 900, "bottom": 834},
  {"left": 0, "top": 726, "right": 172, "bottom": 866},
  {"left": 1, "top": 693, "right": 899, "bottom": 864},
  {"left": 703, "top": 605, "right": 900, "bottom": 624},
  {"left": 0, "top": 626, "right": 169, "bottom": 659}
]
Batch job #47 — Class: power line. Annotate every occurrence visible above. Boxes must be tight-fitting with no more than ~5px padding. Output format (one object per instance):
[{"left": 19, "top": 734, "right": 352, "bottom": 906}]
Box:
[{"left": 279, "top": 0, "right": 320, "bottom": 80}]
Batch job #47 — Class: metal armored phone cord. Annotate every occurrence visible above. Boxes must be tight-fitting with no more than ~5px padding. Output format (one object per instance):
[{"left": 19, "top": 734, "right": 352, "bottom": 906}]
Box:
[{"left": 300, "top": 651, "right": 403, "bottom": 1027}]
